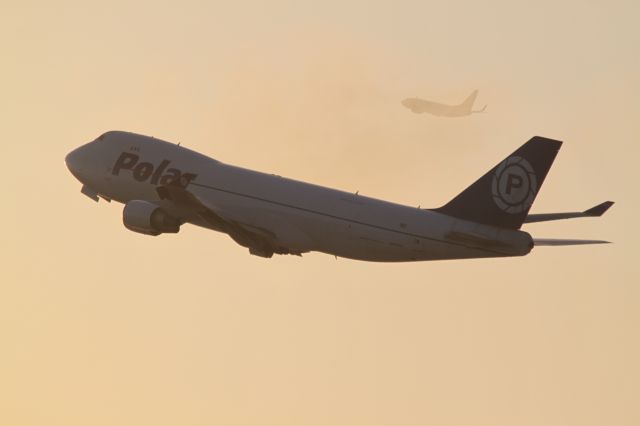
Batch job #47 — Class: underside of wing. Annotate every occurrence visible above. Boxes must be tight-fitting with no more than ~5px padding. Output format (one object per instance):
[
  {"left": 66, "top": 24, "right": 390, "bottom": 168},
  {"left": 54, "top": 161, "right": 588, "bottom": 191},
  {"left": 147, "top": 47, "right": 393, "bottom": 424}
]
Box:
[
  {"left": 525, "top": 201, "right": 614, "bottom": 224},
  {"left": 156, "top": 184, "right": 302, "bottom": 258}
]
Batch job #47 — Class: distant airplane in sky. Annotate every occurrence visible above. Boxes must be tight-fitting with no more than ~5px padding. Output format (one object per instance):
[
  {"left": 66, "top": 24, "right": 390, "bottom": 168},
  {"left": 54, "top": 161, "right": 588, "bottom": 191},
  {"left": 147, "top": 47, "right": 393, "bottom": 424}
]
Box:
[
  {"left": 66, "top": 132, "right": 612, "bottom": 261},
  {"left": 402, "top": 90, "right": 487, "bottom": 117}
]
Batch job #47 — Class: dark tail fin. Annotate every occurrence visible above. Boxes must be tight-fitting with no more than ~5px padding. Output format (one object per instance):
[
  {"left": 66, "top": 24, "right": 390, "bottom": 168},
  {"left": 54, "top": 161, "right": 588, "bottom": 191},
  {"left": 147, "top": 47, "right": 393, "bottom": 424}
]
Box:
[{"left": 433, "top": 136, "right": 562, "bottom": 229}]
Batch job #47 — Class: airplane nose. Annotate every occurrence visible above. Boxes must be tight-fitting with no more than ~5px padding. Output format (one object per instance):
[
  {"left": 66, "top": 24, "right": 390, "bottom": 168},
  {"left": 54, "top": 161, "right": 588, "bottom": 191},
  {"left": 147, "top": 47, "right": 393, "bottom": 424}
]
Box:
[{"left": 65, "top": 147, "right": 84, "bottom": 181}]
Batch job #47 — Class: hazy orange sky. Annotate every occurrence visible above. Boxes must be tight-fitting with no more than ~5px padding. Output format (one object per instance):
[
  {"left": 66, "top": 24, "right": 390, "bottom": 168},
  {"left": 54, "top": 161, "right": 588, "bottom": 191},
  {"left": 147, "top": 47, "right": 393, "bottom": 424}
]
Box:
[{"left": 2, "top": 1, "right": 639, "bottom": 425}]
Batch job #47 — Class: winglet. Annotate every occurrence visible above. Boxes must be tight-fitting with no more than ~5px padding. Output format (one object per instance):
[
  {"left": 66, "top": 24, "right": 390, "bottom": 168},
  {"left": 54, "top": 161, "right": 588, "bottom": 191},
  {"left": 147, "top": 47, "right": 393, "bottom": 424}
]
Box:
[{"left": 584, "top": 201, "right": 614, "bottom": 217}]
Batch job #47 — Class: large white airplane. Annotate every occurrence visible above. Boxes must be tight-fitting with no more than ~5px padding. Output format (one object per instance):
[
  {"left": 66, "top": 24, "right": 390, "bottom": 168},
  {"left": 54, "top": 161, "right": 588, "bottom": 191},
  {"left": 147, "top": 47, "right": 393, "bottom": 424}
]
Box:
[{"left": 65, "top": 131, "right": 613, "bottom": 261}]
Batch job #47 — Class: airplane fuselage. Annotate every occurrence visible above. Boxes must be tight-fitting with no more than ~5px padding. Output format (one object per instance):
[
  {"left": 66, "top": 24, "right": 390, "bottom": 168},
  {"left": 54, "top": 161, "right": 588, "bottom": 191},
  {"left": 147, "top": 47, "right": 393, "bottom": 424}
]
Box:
[
  {"left": 66, "top": 131, "right": 534, "bottom": 261},
  {"left": 402, "top": 98, "right": 471, "bottom": 116}
]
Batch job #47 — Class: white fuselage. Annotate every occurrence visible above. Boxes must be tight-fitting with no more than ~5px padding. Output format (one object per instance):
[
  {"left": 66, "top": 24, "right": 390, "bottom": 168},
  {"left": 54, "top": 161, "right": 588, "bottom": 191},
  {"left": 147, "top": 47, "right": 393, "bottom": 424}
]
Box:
[{"left": 66, "top": 131, "right": 533, "bottom": 261}]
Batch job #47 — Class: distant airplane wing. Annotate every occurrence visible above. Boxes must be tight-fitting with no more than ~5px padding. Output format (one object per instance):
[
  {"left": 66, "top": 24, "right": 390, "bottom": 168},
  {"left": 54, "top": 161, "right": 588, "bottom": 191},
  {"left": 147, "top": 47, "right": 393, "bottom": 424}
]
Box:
[
  {"left": 524, "top": 201, "right": 614, "bottom": 223},
  {"left": 156, "top": 183, "right": 281, "bottom": 257},
  {"left": 533, "top": 238, "right": 610, "bottom": 246}
]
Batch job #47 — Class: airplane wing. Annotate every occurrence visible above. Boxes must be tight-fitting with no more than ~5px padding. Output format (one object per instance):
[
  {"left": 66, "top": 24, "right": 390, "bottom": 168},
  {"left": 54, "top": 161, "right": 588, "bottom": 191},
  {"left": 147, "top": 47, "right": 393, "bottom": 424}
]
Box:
[
  {"left": 156, "top": 183, "right": 289, "bottom": 257},
  {"left": 524, "top": 201, "right": 614, "bottom": 224},
  {"left": 533, "top": 238, "right": 610, "bottom": 246}
]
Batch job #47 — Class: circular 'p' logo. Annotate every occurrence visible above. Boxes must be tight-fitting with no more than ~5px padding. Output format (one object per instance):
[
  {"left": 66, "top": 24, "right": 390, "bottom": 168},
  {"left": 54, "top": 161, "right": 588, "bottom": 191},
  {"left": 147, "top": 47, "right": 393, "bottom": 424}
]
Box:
[{"left": 491, "top": 156, "right": 537, "bottom": 214}]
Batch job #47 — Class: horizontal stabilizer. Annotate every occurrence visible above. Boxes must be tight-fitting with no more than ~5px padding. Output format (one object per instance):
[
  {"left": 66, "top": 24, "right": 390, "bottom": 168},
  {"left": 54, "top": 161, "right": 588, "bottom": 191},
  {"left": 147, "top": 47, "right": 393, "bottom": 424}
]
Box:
[
  {"left": 533, "top": 238, "right": 610, "bottom": 246},
  {"left": 524, "top": 201, "right": 614, "bottom": 223},
  {"left": 473, "top": 104, "right": 488, "bottom": 113},
  {"left": 584, "top": 201, "right": 615, "bottom": 216}
]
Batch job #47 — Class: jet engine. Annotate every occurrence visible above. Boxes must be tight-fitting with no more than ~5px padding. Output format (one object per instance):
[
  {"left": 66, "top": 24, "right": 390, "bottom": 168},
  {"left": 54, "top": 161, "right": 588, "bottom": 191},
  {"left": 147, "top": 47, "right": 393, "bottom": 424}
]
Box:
[{"left": 122, "top": 200, "right": 181, "bottom": 236}]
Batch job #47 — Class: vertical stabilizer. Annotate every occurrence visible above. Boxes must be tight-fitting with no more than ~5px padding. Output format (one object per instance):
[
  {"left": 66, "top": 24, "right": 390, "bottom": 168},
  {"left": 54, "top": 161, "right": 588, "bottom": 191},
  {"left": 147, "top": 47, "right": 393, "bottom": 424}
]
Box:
[
  {"left": 459, "top": 89, "right": 478, "bottom": 110},
  {"left": 433, "top": 137, "right": 562, "bottom": 229}
]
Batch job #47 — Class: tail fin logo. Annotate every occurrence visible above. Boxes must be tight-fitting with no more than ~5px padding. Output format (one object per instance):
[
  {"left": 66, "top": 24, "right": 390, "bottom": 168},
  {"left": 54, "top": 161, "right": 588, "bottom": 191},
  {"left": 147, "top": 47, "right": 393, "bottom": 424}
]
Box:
[{"left": 492, "top": 156, "right": 538, "bottom": 214}]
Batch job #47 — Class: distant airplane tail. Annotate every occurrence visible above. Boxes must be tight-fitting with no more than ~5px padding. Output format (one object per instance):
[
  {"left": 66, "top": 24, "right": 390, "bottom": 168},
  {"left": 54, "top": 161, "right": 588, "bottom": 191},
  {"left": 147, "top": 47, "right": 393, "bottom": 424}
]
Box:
[
  {"left": 432, "top": 136, "right": 562, "bottom": 229},
  {"left": 459, "top": 89, "right": 478, "bottom": 110}
]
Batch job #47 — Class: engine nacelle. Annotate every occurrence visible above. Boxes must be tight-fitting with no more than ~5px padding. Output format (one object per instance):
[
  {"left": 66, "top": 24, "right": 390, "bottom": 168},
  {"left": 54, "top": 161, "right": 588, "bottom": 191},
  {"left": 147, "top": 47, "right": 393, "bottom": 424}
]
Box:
[{"left": 122, "top": 200, "right": 180, "bottom": 236}]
